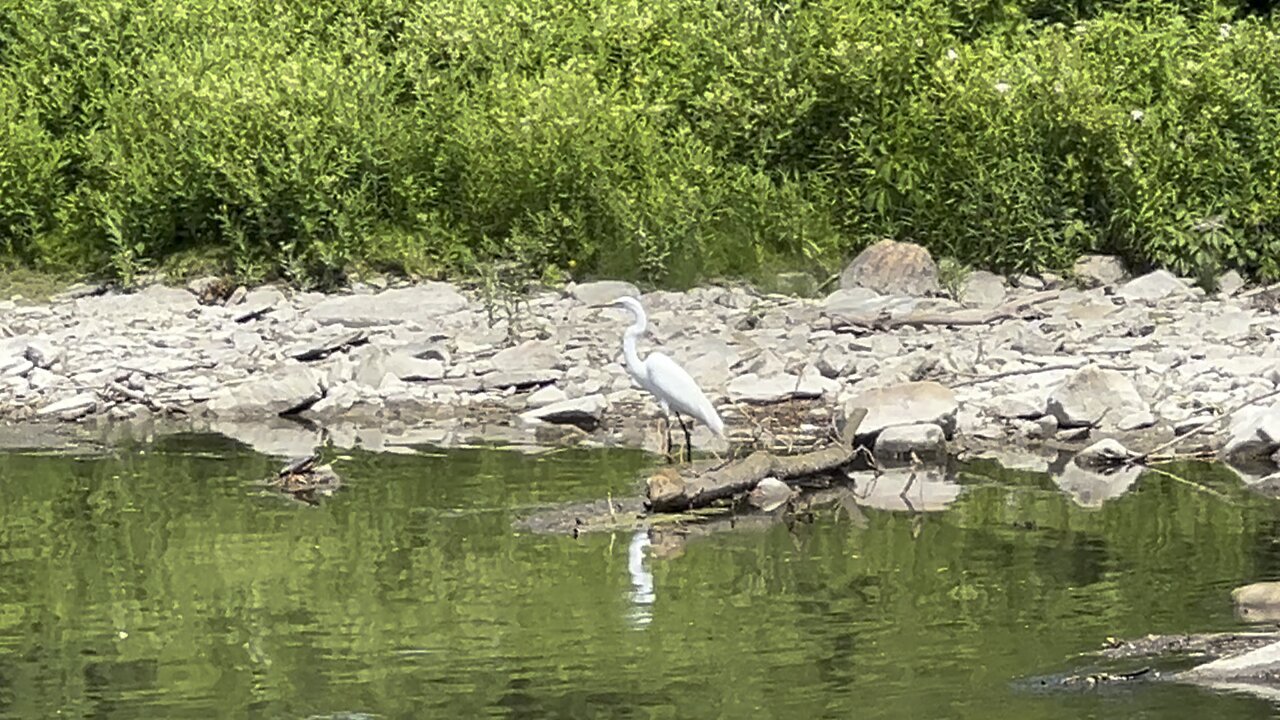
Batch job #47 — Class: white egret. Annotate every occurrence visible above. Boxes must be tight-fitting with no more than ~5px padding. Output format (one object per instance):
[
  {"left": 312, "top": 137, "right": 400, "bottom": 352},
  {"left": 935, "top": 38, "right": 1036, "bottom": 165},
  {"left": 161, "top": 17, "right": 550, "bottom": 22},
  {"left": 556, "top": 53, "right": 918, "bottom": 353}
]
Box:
[{"left": 606, "top": 296, "right": 724, "bottom": 461}]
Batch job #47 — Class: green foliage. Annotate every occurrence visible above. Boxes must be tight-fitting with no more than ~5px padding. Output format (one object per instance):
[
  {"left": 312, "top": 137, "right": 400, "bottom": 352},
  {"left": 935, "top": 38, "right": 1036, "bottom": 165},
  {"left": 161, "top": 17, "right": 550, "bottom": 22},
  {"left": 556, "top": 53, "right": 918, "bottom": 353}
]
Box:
[{"left": 1, "top": 0, "right": 1280, "bottom": 286}]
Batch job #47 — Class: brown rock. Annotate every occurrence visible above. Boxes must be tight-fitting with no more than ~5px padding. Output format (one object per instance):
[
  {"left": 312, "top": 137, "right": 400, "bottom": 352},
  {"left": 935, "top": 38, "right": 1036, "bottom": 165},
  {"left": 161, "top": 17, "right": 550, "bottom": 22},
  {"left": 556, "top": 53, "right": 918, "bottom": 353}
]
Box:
[{"left": 839, "top": 240, "right": 940, "bottom": 297}]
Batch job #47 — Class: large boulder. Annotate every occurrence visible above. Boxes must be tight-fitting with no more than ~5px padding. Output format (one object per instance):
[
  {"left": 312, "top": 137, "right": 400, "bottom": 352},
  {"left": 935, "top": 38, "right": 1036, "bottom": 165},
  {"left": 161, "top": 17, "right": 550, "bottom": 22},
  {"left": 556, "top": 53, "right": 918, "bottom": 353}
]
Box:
[
  {"left": 843, "top": 381, "right": 959, "bottom": 437},
  {"left": 1221, "top": 404, "right": 1280, "bottom": 462},
  {"left": 306, "top": 283, "right": 467, "bottom": 327},
  {"left": 839, "top": 240, "right": 940, "bottom": 297},
  {"left": 1046, "top": 365, "right": 1148, "bottom": 428},
  {"left": 519, "top": 394, "right": 608, "bottom": 431}
]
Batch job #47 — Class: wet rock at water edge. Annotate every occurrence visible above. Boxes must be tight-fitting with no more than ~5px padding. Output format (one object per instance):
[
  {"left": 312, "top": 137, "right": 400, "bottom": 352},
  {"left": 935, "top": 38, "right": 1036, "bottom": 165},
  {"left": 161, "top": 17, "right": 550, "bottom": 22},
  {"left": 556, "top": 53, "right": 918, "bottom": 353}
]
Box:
[
  {"left": 839, "top": 240, "right": 941, "bottom": 297},
  {"left": 1073, "top": 439, "right": 1136, "bottom": 469},
  {"left": 520, "top": 394, "right": 608, "bottom": 432},
  {"left": 1071, "top": 255, "right": 1128, "bottom": 288},
  {"left": 748, "top": 477, "right": 795, "bottom": 512},
  {"left": 1053, "top": 463, "right": 1142, "bottom": 508},
  {"left": 206, "top": 369, "right": 326, "bottom": 417},
  {"left": 1233, "top": 582, "right": 1280, "bottom": 622},
  {"left": 844, "top": 381, "right": 959, "bottom": 438},
  {"left": 873, "top": 423, "right": 946, "bottom": 463},
  {"left": 1220, "top": 404, "right": 1280, "bottom": 462},
  {"left": 37, "top": 392, "right": 97, "bottom": 420}
]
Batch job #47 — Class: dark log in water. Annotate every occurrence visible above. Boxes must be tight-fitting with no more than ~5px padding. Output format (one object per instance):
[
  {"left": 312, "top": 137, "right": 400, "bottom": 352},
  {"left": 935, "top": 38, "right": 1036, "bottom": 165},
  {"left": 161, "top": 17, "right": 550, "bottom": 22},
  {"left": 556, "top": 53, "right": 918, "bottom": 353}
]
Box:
[{"left": 645, "top": 407, "right": 868, "bottom": 513}]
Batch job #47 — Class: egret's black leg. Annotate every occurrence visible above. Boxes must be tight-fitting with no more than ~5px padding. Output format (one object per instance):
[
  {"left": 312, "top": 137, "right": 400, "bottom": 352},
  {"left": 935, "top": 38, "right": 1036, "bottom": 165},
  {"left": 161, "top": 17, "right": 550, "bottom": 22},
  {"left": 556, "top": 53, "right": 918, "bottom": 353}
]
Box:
[
  {"left": 676, "top": 412, "right": 693, "bottom": 463},
  {"left": 663, "top": 414, "right": 675, "bottom": 464}
]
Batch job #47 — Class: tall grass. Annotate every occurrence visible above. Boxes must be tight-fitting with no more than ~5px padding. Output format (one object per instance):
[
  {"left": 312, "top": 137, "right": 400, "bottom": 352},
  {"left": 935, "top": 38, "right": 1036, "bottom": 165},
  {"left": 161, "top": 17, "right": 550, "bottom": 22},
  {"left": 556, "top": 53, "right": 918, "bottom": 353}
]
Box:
[{"left": 1, "top": 0, "right": 1277, "bottom": 287}]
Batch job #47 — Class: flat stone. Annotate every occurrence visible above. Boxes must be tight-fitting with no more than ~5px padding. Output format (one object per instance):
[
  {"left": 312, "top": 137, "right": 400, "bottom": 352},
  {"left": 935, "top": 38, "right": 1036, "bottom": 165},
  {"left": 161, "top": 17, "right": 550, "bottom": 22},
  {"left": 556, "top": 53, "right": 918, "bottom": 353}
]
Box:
[
  {"left": 306, "top": 283, "right": 467, "bottom": 327},
  {"left": 873, "top": 423, "right": 946, "bottom": 461},
  {"left": 726, "top": 372, "right": 828, "bottom": 404},
  {"left": 567, "top": 281, "right": 640, "bottom": 306},
  {"left": 1047, "top": 365, "right": 1148, "bottom": 428},
  {"left": 988, "top": 391, "right": 1047, "bottom": 419},
  {"left": 844, "top": 381, "right": 959, "bottom": 437},
  {"left": 959, "top": 270, "right": 1007, "bottom": 307},
  {"left": 1222, "top": 404, "right": 1280, "bottom": 461},
  {"left": 1217, "top": 270, "right": 1246, "bottom": 297},
  {"left": 206, "top": 369, "right": 325, "bottom": 417},
  {"left": 23, "top": 338, "right": 59, "bottom": 369},
  {"left": 287, "top": 329, "right": 368, "bottom": 361},
  {"left": 1072, "top": 255, "right": 1128, "bottom": 288},
  {"left": 1116, "top": 270, "right": 1193, "bottom": 303},
  {"left": 1115, "top": 410, "right": 1157, "bottom": 431},
  {"left": 491, "top": 340, "right": 560, "bottom": 374},
  {"left": 526, "top": 385, "right": 568, "bottom": 408},
  {"left": 482, "top": 369, "right": 564, "bottom": 390},
  {"left": 37, "top": 392, "right": 97, "bottom": 419},
  {"left": 520, "top": 394, "right": 608, "bottom": 431},
  {"left": 839, "top": 240, "right": 940, "bottom": 297}
]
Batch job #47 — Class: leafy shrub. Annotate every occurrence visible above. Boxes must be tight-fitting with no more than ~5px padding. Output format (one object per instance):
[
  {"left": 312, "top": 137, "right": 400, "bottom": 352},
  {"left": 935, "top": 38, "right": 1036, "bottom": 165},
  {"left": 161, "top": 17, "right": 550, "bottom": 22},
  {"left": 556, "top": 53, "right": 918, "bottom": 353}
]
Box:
[{"left": 1, "top": 0, "right": 1280, "bottom": 286}]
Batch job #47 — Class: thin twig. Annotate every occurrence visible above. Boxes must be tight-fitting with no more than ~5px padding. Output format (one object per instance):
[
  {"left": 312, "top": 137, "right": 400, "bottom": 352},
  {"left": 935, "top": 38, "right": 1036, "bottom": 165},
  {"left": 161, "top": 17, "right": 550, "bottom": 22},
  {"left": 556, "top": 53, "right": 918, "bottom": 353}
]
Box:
[
  {"left": 1142, "top": 466, "right": 1235, "bottom": 504},
  {"left": 952, "top": 362, "right": 1137, "bottom": 387}
]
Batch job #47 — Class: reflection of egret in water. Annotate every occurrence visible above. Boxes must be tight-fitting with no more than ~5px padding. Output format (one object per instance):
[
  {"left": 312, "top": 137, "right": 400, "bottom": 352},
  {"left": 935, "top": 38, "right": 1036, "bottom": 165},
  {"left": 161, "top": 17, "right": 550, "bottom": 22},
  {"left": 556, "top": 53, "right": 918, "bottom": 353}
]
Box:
[{"left": 627, "top": 530, "right": 655, "bottom": 629}]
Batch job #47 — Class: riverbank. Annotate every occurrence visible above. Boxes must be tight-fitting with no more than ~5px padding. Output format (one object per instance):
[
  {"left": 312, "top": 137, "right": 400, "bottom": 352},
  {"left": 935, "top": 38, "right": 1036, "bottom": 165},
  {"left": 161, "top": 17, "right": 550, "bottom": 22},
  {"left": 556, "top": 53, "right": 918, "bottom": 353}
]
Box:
[{"left": 3, "top": 253, "right": 1280, "bottom": 498}]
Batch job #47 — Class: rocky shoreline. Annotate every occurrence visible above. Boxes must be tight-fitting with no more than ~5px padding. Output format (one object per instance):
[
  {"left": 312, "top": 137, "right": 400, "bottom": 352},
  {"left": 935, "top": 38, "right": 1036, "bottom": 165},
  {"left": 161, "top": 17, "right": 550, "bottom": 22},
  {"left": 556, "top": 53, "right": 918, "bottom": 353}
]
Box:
[{"left": 4, "top": 246, "right": 1280, "bottom": 501}]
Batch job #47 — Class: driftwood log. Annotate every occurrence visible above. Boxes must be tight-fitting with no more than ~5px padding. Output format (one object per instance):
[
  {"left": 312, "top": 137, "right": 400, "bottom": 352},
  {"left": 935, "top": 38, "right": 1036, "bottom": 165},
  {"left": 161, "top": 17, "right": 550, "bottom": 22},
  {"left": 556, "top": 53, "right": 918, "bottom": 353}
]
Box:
[{"left": 646, "top": 407, "right": 868, "bottom": 512}]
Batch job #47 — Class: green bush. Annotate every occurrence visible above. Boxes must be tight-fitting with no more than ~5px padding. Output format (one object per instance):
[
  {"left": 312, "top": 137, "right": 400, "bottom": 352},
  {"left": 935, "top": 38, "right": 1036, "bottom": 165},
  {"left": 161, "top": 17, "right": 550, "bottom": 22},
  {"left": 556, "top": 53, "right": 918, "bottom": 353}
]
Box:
[{"left": 1, "top": 0, "right": 1279, "bottom": 287}]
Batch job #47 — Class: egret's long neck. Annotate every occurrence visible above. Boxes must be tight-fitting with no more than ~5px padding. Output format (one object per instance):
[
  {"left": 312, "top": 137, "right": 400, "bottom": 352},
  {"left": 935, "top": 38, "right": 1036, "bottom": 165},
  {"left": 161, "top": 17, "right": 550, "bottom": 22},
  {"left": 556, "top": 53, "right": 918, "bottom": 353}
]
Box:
[{"left": 621, "top": 308, "right": 647, "bottom": 380}]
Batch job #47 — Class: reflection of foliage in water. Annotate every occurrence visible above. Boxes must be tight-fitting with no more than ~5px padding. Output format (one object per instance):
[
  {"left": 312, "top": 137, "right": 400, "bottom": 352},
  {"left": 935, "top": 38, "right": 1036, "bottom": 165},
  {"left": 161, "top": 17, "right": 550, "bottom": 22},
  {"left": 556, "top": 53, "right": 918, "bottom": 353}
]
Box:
[{"left": 0, "top": 445, "right": 1274, "bottom": 718}]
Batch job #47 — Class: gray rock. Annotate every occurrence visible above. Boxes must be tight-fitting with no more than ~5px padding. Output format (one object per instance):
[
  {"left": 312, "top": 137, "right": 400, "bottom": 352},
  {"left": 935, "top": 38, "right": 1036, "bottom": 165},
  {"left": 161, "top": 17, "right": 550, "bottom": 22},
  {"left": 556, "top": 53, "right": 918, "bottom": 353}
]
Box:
[
  {"left": 1217, "top": 270, "right": 1246, "bottom": 297},
  {"left": 1232, "top": 582, "right": 1280, "bottom": 622},
  {"left": 1222, "top": 404, "right": 1280, "bottom": 461},
  {"left": 1116, "top": 270, "right": 1193, "bottom": 303},
  {"left": 306, "top": 283, "right": 467, "bottom": 327},
  {"left": 988, "top": 391, "right": 1047, "bottom": 419},
  {"left": 287, "top": 329, "right": 368, "bottom": 361},
  {"left": 23, "top": 338, "right": 59, "bottom": 369},
  {"left": 959, "top": 271, "right": 1007, "bottom": 307},
  {"left": 748, "top": 477, "right": 795, "bottom": 512},
  {"left": 482, "top": 369, "right": 564, "bottom": 390},
  {"left": 726, "top": 372, "right": 829, "bottom": 404},
  {"left": 844, "top": 381, "right": 959, "bottom": 437},
  {"left": 492, "top": 340, "right": 560, "bottom": 374},
  {"left": 307, "top": 381, "right": 361, "bottom": 416},
  {"left": 206, "top": 369, "right": 325, "bottom": 417},
  {"left": 37, "top": 392, "right": 97, "bottom": 420},
  {"left": 525, "top": 385, "right": 568, "bottom": 408},
  {"left": 839, "top": 240, "right": 940, "bottom": 297},
  {"left": 1074, "top": 439, "right": 1135, "bottom": 468},
  {"left": 0, "top": 356, "right": 33, "bottom": 379},
  {"left": 520, "top": 394, "right": 608, "bottom": 431},
  {"left": 209, "top": 419, "right": 321, "bottom": 457},
  {"left": 1072, "top": 255, "right": 1128, "bottom": 288},
  {"left": 1116, "top": 409, "right": 1157, "bottom": 431},
  {"left": 873, "top": 423, "right": 946, "bottom": 461},
  {"left": 567, "top": 281, "right": 640, "bottom": 306},
  {"left": 1047, "top": 366, "right": 1148, "bottom": 428}
]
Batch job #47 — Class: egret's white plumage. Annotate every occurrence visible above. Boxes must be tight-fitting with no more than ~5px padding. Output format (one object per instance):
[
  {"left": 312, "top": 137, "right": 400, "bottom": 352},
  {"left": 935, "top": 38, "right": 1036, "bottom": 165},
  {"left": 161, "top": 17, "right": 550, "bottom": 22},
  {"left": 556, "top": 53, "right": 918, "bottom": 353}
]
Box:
[{"left": 611, "top": 296, "right": 725, "bottom": 437}]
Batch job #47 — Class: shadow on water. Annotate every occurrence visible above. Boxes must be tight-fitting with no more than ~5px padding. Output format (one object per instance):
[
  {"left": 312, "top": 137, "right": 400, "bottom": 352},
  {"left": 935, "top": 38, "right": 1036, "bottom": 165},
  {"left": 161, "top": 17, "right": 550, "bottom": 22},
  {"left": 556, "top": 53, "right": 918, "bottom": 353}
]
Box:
[{"left": 1, "top": 435, "right": 1279, "bottom": 718}]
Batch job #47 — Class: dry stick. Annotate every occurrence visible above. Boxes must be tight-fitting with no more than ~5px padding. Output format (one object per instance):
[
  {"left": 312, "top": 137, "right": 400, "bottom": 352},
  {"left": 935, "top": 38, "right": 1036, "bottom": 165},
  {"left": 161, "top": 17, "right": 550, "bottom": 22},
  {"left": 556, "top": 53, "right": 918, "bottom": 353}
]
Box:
[
  {"left": 952, "top": 362, "right": 1137, "bottom": 387},
  {"left": 830, "top": 290, "right": 1061, "bottom": 331},
  {"left": 1128, "top": 386, "right": 1280, "bottom": 466},
  {"left": 1141, "top": 466, "right": 1236, "bottom": 504}
]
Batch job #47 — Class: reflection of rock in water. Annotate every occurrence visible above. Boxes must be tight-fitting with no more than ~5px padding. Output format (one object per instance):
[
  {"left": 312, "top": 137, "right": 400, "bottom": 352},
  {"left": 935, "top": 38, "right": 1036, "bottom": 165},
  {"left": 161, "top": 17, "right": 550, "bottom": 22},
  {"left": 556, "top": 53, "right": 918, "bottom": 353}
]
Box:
[
  {"left": 846, "top": 468, "right": 962, "bottom": 512},
  {"left": 627, "top": 530, "right": 654, "bottom": 629},
  {"left": 1053, "top": 464, "right": 1142, "bottom": 508}
]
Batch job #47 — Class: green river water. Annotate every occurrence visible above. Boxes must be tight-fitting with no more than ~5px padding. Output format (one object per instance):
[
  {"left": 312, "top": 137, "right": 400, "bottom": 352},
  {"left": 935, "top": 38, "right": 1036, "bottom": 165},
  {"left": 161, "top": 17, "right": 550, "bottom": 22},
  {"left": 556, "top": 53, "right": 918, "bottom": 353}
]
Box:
[{"left": 2, "top": 435, "right": 1280, "bottom": 718}]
